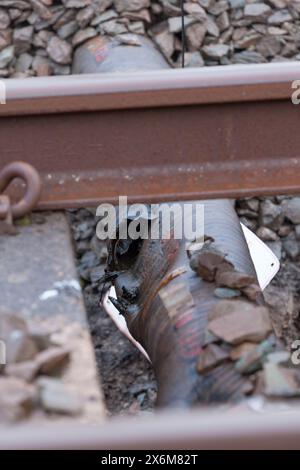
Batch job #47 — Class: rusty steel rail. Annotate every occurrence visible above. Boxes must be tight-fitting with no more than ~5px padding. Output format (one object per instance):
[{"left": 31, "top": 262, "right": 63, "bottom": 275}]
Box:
[{"left": 1, "top": 62, "right": 300, "bottom": 209}]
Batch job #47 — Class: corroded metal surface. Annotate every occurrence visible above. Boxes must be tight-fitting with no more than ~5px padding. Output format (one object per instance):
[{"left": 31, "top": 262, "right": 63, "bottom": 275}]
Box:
[
  {"left": 1, "top": 63, "right": 300, "bottom": 208},
  {"left": 107, "top": 200, "right": 260, "bottom": 407},
  {"left": 0, "top": 162, "right": 41, "bottom": 219}
]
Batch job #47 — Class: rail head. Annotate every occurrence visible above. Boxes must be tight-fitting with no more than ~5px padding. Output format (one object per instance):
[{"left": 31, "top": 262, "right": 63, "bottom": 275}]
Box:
[
  {"left": 1, "top": 62, "right": 300, "bottom": 207},
  {"left": 1, "top": 62, "right": 300, "bottom": 116},
  {"left": 1, "top": 405, "right": 300, "bottom": 449}
]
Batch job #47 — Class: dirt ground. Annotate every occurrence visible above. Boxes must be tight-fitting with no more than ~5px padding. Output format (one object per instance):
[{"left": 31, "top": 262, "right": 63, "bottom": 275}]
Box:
[
  {"left": 84, "top": 291, "right": 157, "bottom": 415},
  {"left": 68, "top": 209, "right": 157, "bottom": 416}
]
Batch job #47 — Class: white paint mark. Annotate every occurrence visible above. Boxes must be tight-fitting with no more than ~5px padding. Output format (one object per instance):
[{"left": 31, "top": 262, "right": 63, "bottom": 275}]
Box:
[
  {"left": 39, "top": 279, "right": 81, "bottom": 301},
  {"left": 39, "top": 289, "right": 58, "bottom": 301}
]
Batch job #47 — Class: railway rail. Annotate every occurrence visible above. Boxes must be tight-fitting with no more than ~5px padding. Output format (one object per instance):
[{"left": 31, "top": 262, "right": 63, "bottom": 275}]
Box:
[{"left": 1, "top": 62, "right": 300, "bottom": 208}]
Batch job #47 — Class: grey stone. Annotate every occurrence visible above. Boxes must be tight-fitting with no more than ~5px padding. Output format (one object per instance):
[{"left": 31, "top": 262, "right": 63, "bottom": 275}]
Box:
[
  {"left": 235, "top": 32, "right": 261, "bottom": 49},
  {"left": 47, "top": 36, "right": 72, "bottom": 64},
  {"left": 184, "top": 3, "right": 207, "bottom": 21},
  {"left": 0, "top": 377, "right": 36, "bottom": 423},
  {"left": 90, "top": 265, "right": 105, "bottom": 283},
  {"left": 197, "top": 344, "right": 229, "bottom": 373},
  {"left": 242, "top": 284, "right": 262, "bottom": 302},
  {"left": 127, "top": 8, "right": 149, "bottom": 23},
  {"left": 27, "top": 323, "right": 53, "bottom": 351},
  {"left": 15, "top": 52, "right": 33, "bottom": 72},
  {"left": 283, "top": 237, "right": 299, "bottom": 260},
  {"left": 256, "top": 36, "right": 282, "bottom": 58},
  {"left": 76, "top": 5, "right": 95, "bottom": 27},
  {"left": 230, "top": 342, "right": 256, "bottom": 361},
  {"left": 267, "top": 351, "right": 290, "bottom": 365},
  {"left": 53, "top": 8, "right": 75, "bottom": 30},
  {"left": 5, "top": 360, "right": 39, "bottom": 382},
  {"left": 114, "top": 0, "right": 150, "bottom": 13},
  {"left": 57, "top": 20, "right": 78, "bottom": 39},
  {"left": 278, "top": 224, "right": 292, "bottom": 237},
  {"left": 159, "top": 0, "right": 180, "bottom": 17},
  {"left": 168, "top": 15, "right": 195, "bottom": 33},
  {"left": 99, "top": 19, "right": 128, "bottom": 35},
  {"left": 186, "top": 22, "right": 207, "bottom": 50},
  {"left": 208, "top": 301, "right": 272, "bottom": 345},
  {"left": 1, "top": 1, "right": 30, "bottom": 9},
  {"left": 33, "top": 29, "right": 54, "bottom": 48},
  {"left": 228, "top": 0, "right": 245, "bottom": 8},
  {"left": 35, "top": 346, "right": 70, "bottom": 374},
  {"left": 216, "top": 270, "right": 255, "bottom": 289},
  {"left": 206, "top": 15, "right": 220, "bottom": 37},
  {"left": 179, "top": 51, "right": 204, "bottom": 67},
  {"left": 263, "top": 363, "right": 300, "bottom": 397},
  {"left": 91, "top": 9, "right": 117, "bottom": 26},
  {"left": 214, "top": 287, "right": 241, "bottom": 299},
  {"left": 198, "top": 0, "right": 213, "bottom": 8},
  {"left": 0, "top": 46, "right": 15, "bottom": 69},
  {"left": 0, "top": 8, "right": 10, "bottom": 30},
  {"left": 202, "top": 43, "right": 230, "bottom": 59},
  {"left": 154, "top": 29, "right": 175, "bottom": 58},
  {"left": 189, "top": 245, "right": 233, "bottom": 281},
  {"left": 0, "top": 313, "right": 38, "bottom": 365},
  {"left": 295, "top": 225, "right": 300, "bottom": 239},
  {"left": 217, "top": 11, "right": 230, "bottom": 32},
  {"left": 235, "top": 339, "right": 274, "bottom": 374},
  {"left": 244, "top": 4, "right": 271, "bottom": 21},
  {"left": 13, "top": 26, "right": 34, "bottom": 53},
  {"left": 0, "top": 30, "right": 12, "bottom": 52},
  {"left": 268, "top": 9, "right": 293, "bottom": 25},
  {"left": 268, "top": 26, "right": 286, "bottom": 35},
  {"left": 266, "top": 241, "right": 282, "bottom": 260},
  {"left": 50, "top": 62, "right": 70, "bottom": 75},
  {"left": 208, "top": 1, "right": 229, "bottom": 16},
  {"left": 202, "top": 329, "right": 219, "bottom": 347},
  {"left": 232, "top": 50, "right": 267, "bottom": 64},
  {"left": 32, "top": 55, "right": 53, "bottom": 76},
  {"left": 30, "top": 0, "right": 53, "bottom": 20},
  {"left": 256, "top": 226, "right": 279, "bottom": 241},
  {"left": 128, "top": 21, "right": 145, "bottom": 35},
  {"left": 72, "top": 27, "right": 97, "bottom": 46},
  {"left": 268, "top": 0, "right": 288, "bottom": 7},
  {"left": 62, "top": 0, "right": 92, "bottom": 7},
  {"left": 38, "top": 377, "right": 82, "bottom": 415},
  {"left": 260, "top": 199, "right": 283, "bottom": 230},
  {"left": 282, "top": 197, "right": 300, "bottom": 224},
  {"left": 115, "top": 33, "right": 142, "bottom": 46},
  {"left": 6, "top": 330, "right": 38, "bottom": 364},
  {"left": 282, "top": 42, "right": 298, "bottom": 58}
]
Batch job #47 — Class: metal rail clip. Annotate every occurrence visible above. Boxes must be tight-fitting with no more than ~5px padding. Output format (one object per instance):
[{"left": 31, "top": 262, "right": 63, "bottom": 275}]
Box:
[{"left": 0, "top": 162, "right": 42, "bottom": 228}]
